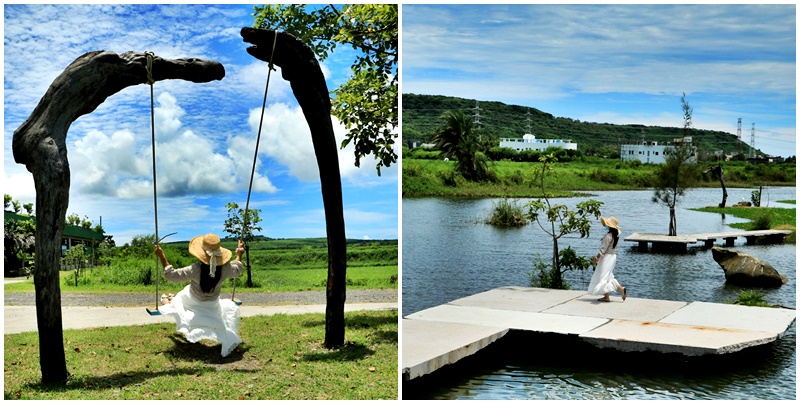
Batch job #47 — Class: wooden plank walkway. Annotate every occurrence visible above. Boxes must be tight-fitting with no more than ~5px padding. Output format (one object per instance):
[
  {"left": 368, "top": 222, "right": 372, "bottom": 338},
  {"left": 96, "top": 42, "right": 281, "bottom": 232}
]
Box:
[
  {"left": 402, "top": 286, "right": 796, "bottom": 381},
  {"left": 624, "top": 230, "right": 792, "bottom": 252}
]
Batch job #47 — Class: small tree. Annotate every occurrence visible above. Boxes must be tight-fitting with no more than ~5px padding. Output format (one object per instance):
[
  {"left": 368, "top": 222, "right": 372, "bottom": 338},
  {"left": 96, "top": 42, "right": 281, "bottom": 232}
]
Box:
[
  {"left": 223, "top": 202, "right": 263, "bottom": 287},
  {"left": 524, "top": 153, "right": 603, "bottom": 289},
  {"left": 652, "top": 93, "right": 700, "bottom": 236},
  {"left": 4, "top": 217, "right": 36, "bottom": 277}
]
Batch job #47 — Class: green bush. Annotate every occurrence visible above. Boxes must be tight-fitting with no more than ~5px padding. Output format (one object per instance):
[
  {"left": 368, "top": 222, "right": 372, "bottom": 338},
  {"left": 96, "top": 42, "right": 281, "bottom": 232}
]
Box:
[
  {"left": 751, "top": 211, "right": 773, "bottom": 230},
  {"left": 732, "top": 289, "right": 771, "bottom": 307},
  {"left": 487, "top": 198, "right": 527, "bottom": 226}
]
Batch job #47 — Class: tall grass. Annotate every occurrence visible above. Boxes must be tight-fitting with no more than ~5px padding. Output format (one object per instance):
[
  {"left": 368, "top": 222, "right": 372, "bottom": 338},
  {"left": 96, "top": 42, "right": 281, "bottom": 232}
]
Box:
[{"left": 486, "top": 198, "right": 527, "bottom": 226}]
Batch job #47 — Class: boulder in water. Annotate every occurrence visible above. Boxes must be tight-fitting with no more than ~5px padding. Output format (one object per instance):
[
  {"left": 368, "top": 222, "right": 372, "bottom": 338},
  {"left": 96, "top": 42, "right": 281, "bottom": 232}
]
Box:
[{"left": 711, "top": 247, "right": 787, "bottom": 287}]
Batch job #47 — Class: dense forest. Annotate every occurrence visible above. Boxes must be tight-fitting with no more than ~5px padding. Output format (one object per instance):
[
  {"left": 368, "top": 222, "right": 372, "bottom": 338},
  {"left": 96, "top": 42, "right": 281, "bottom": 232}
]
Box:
[{"left": 403, "top": 93, "right": 764, "bottom": 157}]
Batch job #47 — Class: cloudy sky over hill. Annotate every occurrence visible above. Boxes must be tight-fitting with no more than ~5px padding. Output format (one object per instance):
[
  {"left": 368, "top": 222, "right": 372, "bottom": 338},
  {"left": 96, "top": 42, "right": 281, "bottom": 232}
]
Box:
[
  {"left": 402, "top": 3, "right": 796, "bottom": 158},
  {"left": 4, "top": 4, "right": 398, "bottom": 245}
]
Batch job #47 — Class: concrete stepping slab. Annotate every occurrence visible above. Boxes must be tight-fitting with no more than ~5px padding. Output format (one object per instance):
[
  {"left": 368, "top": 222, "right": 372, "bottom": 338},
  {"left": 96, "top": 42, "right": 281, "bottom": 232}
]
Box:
[
  {"left": 403, "top": 286, "right": 796, "bottom": 379},
  {"left": 406, "top": 304, "right": 609, "bottom": 335},
  {"left": 542, "top": 294, "right": 689, "bottom": 322},
  {"left": 402, "top": 319, "right": 508, "bottom": 381},
  {"left": 448, "top": 286, "right": 586, "bottom": 312},
  {"left": 580, "top": 319, "right": 778, "bottom": 355},
  {"left": 660, "top": 301, "right": 796, "bottom": 335}
]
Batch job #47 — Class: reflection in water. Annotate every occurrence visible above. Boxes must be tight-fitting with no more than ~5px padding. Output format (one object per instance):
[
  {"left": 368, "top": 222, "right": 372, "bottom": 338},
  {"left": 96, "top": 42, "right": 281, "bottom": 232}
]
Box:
[{"left": 402, "top": 188, "right": 796, "bottom": 399}]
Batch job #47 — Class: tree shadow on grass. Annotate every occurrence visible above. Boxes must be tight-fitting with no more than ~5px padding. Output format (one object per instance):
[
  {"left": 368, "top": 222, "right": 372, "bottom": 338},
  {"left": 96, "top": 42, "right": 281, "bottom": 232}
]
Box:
[
  {"left": 15, "top": 336, "right": 259, "bottom": 395},
  {"left": 301, "top": 340, "right": 375, "bottom": 363},
  {"left": 19, "top": 366, "right": 207, "bottom": 394}
]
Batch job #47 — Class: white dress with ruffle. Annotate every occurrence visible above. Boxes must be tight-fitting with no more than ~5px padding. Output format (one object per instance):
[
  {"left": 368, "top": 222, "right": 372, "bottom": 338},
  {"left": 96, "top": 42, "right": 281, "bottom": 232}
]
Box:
[
  {"left": 159, "top": 261, "right": 243, "bottom": 357},
  {"left": 587, "top": 232, "right": 621, "bottom": 296}
]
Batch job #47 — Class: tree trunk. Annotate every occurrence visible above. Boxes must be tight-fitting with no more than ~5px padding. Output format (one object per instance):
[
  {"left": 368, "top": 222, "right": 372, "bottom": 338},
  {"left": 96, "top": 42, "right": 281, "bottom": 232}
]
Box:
[
  {"left": 552, "top": 237, "right": 562, "bottom": 289},
  {"left": 704, "top": 165, "right": 728, "bottom": 208},
  {"left": 241, "top": 28, "right": 348, "bottom": 348},
  {"left": 669, "top": 206, "right": 677, "bottom": 236},
  {"left": 12, "top": 51, "right": 224, "bottom": 385}
]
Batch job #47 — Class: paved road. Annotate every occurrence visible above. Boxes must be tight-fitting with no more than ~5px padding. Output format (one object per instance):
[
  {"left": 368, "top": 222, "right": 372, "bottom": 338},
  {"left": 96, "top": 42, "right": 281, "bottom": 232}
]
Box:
[
  {"left": 4, "top": 280, "right": 398, "bottom": 334},
  {"left": 4, "top": 302, "right": 397, "bottom": 334}
]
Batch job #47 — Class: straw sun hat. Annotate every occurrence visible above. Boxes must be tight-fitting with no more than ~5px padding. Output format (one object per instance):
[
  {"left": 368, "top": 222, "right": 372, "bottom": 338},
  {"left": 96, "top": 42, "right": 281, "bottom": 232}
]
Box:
[
  {"left": 600, "top": 216, "right": 620, "bottom": 231},
  {"left": 189, "top": 233, "right": 232, "bottom": 266}
]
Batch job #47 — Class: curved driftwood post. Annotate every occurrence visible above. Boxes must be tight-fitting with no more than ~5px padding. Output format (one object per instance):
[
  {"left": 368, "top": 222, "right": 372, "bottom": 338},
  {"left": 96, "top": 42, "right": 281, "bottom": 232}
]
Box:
[
  {"left": 12, "top": 51, "right": 224, "bottom": 384},
  {"left": 241, "top": 28, "right": 347, "bottom": 348},
  {"left": 704, "top": 164, "right": 727, "bottom": 208}
]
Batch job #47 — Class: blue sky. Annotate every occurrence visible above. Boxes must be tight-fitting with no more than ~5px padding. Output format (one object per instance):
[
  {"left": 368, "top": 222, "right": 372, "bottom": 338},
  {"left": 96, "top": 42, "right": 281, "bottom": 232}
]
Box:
[
  {"left": 402, "top": 4, "right": 796, "bottom": 158},
  {"left": 4, "top": 4, "right": 398, "bottom": 245}
]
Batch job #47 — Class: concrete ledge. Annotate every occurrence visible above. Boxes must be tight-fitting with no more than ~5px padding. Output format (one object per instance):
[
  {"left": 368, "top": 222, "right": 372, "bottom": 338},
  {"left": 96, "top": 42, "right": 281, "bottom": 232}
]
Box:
[
  {"left": 660, "top": 301, "right": 797, "bottom": 336},
  {"left": 580, "top": 319, "right": 778, "bottom": 355},
  {"left": 402, "top": 319, "right": 508, "bottom": 381},
  {"left": 448, "top": 286, "right": 586, "bottom": 312},
  {"left": 542, "top": 294, "right": 688, "bottom": 322},
  {"left": 406, "top": 304, "right": 608, "bottom": 335}
]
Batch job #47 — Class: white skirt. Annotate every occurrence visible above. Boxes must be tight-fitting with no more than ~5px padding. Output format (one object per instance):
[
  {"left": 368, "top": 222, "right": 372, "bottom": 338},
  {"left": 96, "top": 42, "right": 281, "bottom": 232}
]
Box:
[
  {"left": 587, "top": 254, "right": 620, "bottom": 296},
  {"left": 159, "top": 284, "right": 241, "bottom": 357}
]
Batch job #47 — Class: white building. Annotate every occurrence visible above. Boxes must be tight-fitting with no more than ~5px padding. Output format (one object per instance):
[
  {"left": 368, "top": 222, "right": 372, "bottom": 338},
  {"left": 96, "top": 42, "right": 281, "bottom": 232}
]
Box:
[
  {"left": 499, "top": 134, "right": 577, "bottom": 152},
  {"left": 621, "top": 137, "right": 696, "bottom": 164}
]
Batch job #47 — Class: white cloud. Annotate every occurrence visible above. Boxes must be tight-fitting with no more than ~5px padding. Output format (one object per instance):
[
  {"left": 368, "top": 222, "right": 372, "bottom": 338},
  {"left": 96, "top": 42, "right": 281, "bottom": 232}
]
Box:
[
  {"left": 247, "top": 102, "right": 398, "bottom": 184},
  {"left": 67, "top": 91, "right": 278, "bottom": 198}
]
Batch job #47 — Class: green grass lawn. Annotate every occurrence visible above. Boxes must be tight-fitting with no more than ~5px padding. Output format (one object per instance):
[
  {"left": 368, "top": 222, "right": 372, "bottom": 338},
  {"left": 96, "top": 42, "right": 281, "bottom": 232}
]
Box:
[{"left": 4, "top": 310, "right": 397, "bottom": 400}]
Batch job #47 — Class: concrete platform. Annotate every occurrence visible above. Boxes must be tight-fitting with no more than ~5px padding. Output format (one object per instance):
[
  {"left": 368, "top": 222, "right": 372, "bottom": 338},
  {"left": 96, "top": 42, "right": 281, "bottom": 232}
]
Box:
[
  {"left": 625, "top": 230, "right": 792, "bottom": 252},
  {"left": 402, "top": 286, "right": 795, "bottom": 380},
  {"left": 402, "top": 319, "right": 508, "bottom": 381}
]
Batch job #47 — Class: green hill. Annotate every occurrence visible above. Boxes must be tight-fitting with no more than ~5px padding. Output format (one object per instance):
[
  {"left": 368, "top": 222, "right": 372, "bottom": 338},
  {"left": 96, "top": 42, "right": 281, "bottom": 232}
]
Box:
[{"left": 402, "top": 93, "right": 760, "bottom": 157}]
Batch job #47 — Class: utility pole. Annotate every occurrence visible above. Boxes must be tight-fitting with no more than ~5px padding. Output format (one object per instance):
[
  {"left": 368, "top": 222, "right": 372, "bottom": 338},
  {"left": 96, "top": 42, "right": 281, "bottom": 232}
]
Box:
[
  {"left": 736, "top": 118, "right": 742, "bottom": 156},
  {"left": 750, "top": 123, "right": 756, "bottom": 158},
  {"left": 525, "top": 108, "right": 532, "bottom": 135},
  {"left": 472, "top": 100, "right": 481, "bottom": 141}
]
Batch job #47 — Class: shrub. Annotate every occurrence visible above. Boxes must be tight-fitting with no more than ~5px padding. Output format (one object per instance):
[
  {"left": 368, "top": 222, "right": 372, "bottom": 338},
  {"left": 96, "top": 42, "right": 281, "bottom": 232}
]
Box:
[
  {"left": 751, "top": 210, "right": 772, "bottom": 230},
  {"left": 506, "top": 169, "right": 526, "bottom": 185},
  {"left": 529, "top": 257, "right": 570, "bottom": 290},
  {"left": 732, "top": 289, "right": 771, "bottom": 307},
  {"left": 487, "top": 198, "right": 527, "bottom": 227}
]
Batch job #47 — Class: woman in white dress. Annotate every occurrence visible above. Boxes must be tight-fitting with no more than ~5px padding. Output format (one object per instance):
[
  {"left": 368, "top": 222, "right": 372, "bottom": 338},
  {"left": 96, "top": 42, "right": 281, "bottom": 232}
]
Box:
[
  {"left": 587, "top": 217, "right": 627, "bottom": 302},
  {"left": 153, "top": 233, "right": 245, "bottom": 357}
]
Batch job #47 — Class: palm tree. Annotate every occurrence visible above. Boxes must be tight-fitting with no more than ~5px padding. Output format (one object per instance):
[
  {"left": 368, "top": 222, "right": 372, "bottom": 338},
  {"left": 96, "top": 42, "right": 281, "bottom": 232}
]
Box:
[{"left": 431, "top": 109, "right": 490, "bottom": 181}]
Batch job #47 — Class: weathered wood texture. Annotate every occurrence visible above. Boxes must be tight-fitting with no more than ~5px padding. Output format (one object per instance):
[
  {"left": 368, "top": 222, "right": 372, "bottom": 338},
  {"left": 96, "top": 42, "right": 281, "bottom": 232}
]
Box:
[
  {"left": 241, "top": 28, "right": 348, "bottom": 348},
  {"left": 12, "top": 50, "right": 224, "bottom": 384}
]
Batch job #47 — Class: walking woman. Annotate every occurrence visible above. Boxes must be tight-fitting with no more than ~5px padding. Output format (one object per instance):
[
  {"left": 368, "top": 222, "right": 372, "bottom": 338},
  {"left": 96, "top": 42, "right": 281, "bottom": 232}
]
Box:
[
  {"left": 588, "top": 216, "right": 627, "bottom": 302},
  {"left": 154, "top": 233, "right": 245, "bottom": 357}
]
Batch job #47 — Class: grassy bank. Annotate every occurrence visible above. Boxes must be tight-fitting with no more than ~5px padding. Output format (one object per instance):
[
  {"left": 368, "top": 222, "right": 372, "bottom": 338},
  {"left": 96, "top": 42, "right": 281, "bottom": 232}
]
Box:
[
  {"left": 402, "top": 157, "right": 796, "bottom": 198},
  {"left": 691, "top": 203, "right": 797, "bottom": 243},
  {"left": 3, "top": 310, "right": 397, "bottom": 400}
]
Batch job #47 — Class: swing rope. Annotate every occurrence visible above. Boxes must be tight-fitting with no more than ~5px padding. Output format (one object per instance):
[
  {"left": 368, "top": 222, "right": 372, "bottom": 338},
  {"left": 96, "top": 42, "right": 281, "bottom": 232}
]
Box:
[
  {"left": 231, "top": 32, "right": 278, "bottom": 302},
  {"left": 145, "top": 51, "right": 161, "bottom": 315}
]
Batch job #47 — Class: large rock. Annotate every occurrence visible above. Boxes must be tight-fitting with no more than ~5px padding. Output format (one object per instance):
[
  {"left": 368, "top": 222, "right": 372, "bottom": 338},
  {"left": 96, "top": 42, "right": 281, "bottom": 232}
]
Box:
[{"left": 711, "top": 247, "right": 788, "bottom": 287}]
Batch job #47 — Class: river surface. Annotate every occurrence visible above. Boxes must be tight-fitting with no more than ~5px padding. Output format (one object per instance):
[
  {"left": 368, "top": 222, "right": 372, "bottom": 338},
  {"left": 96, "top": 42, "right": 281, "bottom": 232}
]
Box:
[{"left": 402, "top": 187, "right": 796, "bottom": 400}]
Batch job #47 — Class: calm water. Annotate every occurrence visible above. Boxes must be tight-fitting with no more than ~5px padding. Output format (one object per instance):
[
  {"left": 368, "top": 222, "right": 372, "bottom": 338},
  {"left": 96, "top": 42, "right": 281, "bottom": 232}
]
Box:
[{"left": 402, "top": 187, "right": 796, "bottom": 400}]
